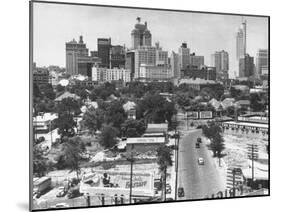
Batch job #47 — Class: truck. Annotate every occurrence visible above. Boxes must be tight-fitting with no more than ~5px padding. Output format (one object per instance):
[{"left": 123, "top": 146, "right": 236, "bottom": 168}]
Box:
[{"left": 33, "top": 176, "right": 52, "bottom": 197}]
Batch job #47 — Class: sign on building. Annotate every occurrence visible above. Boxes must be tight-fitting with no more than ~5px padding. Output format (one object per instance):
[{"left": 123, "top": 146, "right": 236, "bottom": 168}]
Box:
[
  {"left": 80, "top": 170, "right": 155, "bottom": 197},
  {"left": 186, "top": 111, "right": 199, "bottom": 119},
  {"left": 199, "top": 111, "right": 213, "bottom": 119}
]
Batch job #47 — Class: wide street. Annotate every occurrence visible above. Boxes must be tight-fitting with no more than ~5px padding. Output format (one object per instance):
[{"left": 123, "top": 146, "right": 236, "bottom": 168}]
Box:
[{"left": 176, "top": 113, "right": 225, "bottom": 200}]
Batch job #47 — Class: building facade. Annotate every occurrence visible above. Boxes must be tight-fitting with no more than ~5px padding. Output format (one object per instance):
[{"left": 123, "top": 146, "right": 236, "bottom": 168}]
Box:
[
  {"left": 110, "top": 45, "right": 126, "bottom": 69},
  {"left": 139, "top": 64, "right": 172, "bottom": 82},
  {"left": 131, "top": 17, "right": 152, "bottom": 49},
  {"left": 236, "top": 21, "right": 247, "bottom": 60},
  {"left": 190, "top": 53, "right": 204, "bottom": 68},
  {"left": 92, "top": 67, "right": 131, "bottom": 83},
  {"left": 256, "top": 49, "right": 268, "bottom": 78},
  {"left": 66, "top": 36, "right": 100, "bottom": 77},
  {"left": 239, "top": 54, "right": 254, "bottom": 77},
  {"left": 211, "top": 50, "right": 229, "bottom": 80},
  {"left": 125, "top": 51, "right": 135, "bottom": 80},
  {"left": 178, "top": 42, "right": 190, "bottom": 70},
  {"left": 181, "top": 65, "right": 216, "bottom": 81},
  {"left": 98, "top": 38, "right": 111, "bottom": 68},
  {"left": 170, "top": 51, "right": 180, "bottom": 78},
  {"left": 33, "top": 68, "right": 50, "bottom": 86}
]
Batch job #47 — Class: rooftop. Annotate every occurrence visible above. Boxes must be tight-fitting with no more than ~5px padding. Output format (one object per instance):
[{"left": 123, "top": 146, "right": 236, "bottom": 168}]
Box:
[
  {"left": 223, "top": 121, "right": 268, "bottom": 129},
  {"left": 127, "top": 137, "right": 165, "bottom": 144},
  {"left": 146, "top": 123, "right": 168, "bottom": 133}
]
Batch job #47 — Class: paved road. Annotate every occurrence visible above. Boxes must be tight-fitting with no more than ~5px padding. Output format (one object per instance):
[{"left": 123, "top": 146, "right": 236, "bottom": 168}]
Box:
[{"left": 176, "top": 116, "right": 225, "bottom": 200}]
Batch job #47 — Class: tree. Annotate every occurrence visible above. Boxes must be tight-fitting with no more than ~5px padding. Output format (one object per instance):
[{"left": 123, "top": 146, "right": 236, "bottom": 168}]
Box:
[
  {"left": 121, "top": 119, "right": 146, "bottom": 137},
  {"left": 61, "top": 137, "right": 84, "bottom": 179},
  {"left": 139, "top": 94, "right": 176, "bottom": 125},
  {"left": 33, "top": 144, "right": 48, "bottom": 177},
  {"left": 202, "top": 122, "right": 225, "bottom": 166},
  {"left": 104, "top": 100, "right": 127, "bottom": 131},
  {"left": 39, "top": 83, "right": 56, "bottom": 100},
  {"left": 56, "top": 97, "right": 81, "bottom": 115},
  {"left": 55, "top": 112, "right": 76, "bottom": 139},
  {"left": 156, "top": 145, "right": 173, "bottom": 201},
  {"left": 82, "top": 107, "right": 105, "bottom": 134},
  {"left": 99, "top": 124, "right": 119, "bottom": 149},
  {"left": 230, "top": 87, "right": 242, "bottom": 99},
  {"left": 250, "top": 93, "right": 264, "bottom": 112}
]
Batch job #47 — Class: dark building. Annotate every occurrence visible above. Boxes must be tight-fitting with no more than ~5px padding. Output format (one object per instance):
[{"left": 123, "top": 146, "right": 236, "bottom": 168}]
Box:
[
  {"left": 33, "top": 68, "right": 50, "bottom": 86},
  {"left": 131, "top": 17, "right": 152, "bottom": 49},
  {"left": 90, "top": 51, "right": 99, "bottom": 57},
  {"left": 110, "top": 45, "right": 126, "bottom": 68},
  {"left": 181, "top": 65, "right": 216, "bottom": 81},
  {"left": 98, "top": 38, "right": 111, "bottom": 68},
  {"left": 239, "top": 54, "right": 254, "bottom": 77},
  {"left": 125, "top": 51, "right": 135, "bottom": 81}
]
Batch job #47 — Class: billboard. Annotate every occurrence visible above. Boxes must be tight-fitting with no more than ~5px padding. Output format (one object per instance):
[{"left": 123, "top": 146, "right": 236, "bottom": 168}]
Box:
[
  {"left": 186, "top": 111, "right": 199, "bottom": 119},
  {"left": 199, "top": 111, "right": 213, "bottom": 119},
  {"left": 80, "top": 170, "right": 155, "bottom": 197}
]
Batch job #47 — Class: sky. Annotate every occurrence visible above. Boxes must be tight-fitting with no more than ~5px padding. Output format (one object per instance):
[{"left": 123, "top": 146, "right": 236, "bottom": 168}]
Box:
[{"left": 33, "top": 2, "right": 268, "bottom": 78}]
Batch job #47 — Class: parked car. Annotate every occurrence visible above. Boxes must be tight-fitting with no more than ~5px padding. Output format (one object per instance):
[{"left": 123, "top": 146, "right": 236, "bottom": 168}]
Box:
[
  {"left": 51, "top": 203, "right": 69, "bottom": 208},
  {"left": 197, "top": 137, "right": 202, "bottom": 143},
  {"left": 195, "top": 142, "right": 200, "bottom": 148},
  {"left": 166, "top": 184, "right": 171, "bottom": 194},
  {"left": 178, "top": 187, "right": 185, "bottom": 197},
  {"left": 198, "top": 157, "right": 205, "bottom": 165},
  {"left": 56, "top": 186, "right": 67, "bottom": 197}
]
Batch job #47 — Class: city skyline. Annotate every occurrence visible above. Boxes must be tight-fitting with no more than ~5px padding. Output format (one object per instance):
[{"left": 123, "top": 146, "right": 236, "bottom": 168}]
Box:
[{"left": 33, "top": 2, "right": 268, "bottom": 78}]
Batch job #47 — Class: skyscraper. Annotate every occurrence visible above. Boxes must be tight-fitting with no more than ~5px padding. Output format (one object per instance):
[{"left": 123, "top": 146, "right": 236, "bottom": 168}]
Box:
[
  {"left": 256, "top": 49, "right": 268, "bottom": 78},
  {"left": 170, "top": 51, "right": 179, "bottom": 78},
  {"left": 236, "top": 20, "right": 247, "bottom": 60},
  {"left": 190, "top": 53, "right": 204, "bottom": 68},
  {"left": 131, "top": 17, "right": 152, "bottom": 49},
  {"left": 98, "top": 38, "right": 111, "bottom": 68},
  {"left": 211, "top": 50, "right": 229, "bottom": 80},
  {"left": 110, "top": 45, "right": 126, "bottom": 69},
  {"left": 178, "top": 43, "right": 190, "bottom": 70},
  {"left": 239, "top": 54, "right": 254, "bottom": 78},
  {"left": 66, "top": 35, "right": 99, "bottom": 76}
]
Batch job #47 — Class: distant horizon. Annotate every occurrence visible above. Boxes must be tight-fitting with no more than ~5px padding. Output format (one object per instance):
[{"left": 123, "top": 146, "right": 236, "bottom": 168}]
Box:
[{"left": 33, "top": 2, "right": 268, "bottom": 78}]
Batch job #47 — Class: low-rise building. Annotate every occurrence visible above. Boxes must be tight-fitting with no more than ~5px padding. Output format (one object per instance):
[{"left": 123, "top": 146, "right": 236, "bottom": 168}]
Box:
[
  {"left": 126, "top": 137, "right": 166, "bottom": 153},
  {"left": 33, "top": 113, "right": 58, "bottom": 133},
  {"left": 178, "top": 78, "right": 220, "bottom": 91},
  {"left": 139, "top": 64, "right": 172, "bottom": 82}
]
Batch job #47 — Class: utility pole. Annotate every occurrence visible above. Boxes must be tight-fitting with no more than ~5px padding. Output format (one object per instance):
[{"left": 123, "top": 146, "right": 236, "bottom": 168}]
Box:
[
  {"left": 127, "top": 144, "right": 135, "bottom": 204},
  {"left": 174, "top": 131, "right": 179, "bottom": 201},
  {"left": 247, "top": 143, "right": 258, "bottom": 186}
]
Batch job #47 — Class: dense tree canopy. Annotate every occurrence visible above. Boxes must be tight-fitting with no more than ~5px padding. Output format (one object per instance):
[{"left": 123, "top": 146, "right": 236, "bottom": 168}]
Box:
[{"left": 121, "top": 119, "right": 146, "bottom": 137}]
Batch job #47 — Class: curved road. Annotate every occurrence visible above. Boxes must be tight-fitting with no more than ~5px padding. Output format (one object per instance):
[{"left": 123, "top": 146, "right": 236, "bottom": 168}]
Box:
[{"left": 177, "top": 125, "right": 225, "bottom": 200}]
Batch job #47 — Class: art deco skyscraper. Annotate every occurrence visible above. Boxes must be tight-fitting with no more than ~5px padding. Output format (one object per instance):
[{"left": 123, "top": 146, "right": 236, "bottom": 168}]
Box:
[
  {"left": 236, "top": 20, "right": 247, "bottom": 60},
  {"left": 131, "top": 17, "right": 152, "bottom": 49}
]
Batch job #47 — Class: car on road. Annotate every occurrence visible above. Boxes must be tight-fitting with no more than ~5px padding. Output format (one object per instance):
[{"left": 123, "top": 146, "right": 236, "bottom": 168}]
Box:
[
  {"left": 197, "top": 137, "right": 202, "bottom": 143},
  {"left": 198, "top": 157, "right": 205, "bottom": 165},
  {"left": 51, "top": 203, "right": 70, "bottom": 208},
  {"left": 178, "top": 187, "right": 185, "bottom": 197},
  {"left": 195, "top": 142, "right": 200, "bottom": 148},
  {"left": 56, "top": 186, "right": 67, "bottom": 197}
]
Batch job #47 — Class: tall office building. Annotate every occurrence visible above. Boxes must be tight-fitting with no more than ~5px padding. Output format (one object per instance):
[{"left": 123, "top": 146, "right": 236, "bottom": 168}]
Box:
[
  {"left": 239, "top": 54, "right": 254, "bottom": 77},
  {"left": 236, "top": 20, "right": 247, "bottom": 60},
  {"left": 170, "top": 51, "right": 180, "bottom": 78},
  {"left": 110, "top": 45, "right": 126, "bottom": 69},
  {"left": 211, "top": 50, "right": 229, "bottom": 80},
  {"left": 178, "top": 43, "right": 190, "bottom": 70},
  {"left": 133, "top": 43, "right": 169, "bottom": 80},
  {"left": 125, "top": 51, "right": 135, "bottom": 81},
  {"left": 131, "top": 17, "right": 152, "bottom": 49},
  {"left": 256, "top": 49, "right": 268, "bottom": 78},
  {"left": 190, "top": 53, "right": 204, "bottom": 68},
  {"left": 98, "top": 38, "right": 111, "bottom": 68},
  {"left": 66, "top": 35, "right": 100, "bottom": 77}
]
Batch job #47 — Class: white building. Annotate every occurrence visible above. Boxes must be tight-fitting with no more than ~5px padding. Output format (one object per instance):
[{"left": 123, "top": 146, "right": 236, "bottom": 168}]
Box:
[
  {"left": 139, "top": 64, "right": 172, "bottom": 82},
  {"left": 178, "top": 43, "right": 190, "bottom": 70},
  {"left": 92, "top": 67, "right": 131, "bottom": 83}
]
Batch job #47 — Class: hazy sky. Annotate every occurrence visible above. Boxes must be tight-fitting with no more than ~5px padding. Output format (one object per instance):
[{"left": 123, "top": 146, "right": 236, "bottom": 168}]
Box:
[{"left": 33, "top": 2, "right": 268, "bottom": 78}]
